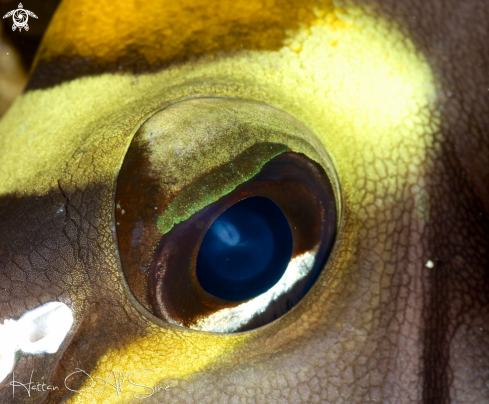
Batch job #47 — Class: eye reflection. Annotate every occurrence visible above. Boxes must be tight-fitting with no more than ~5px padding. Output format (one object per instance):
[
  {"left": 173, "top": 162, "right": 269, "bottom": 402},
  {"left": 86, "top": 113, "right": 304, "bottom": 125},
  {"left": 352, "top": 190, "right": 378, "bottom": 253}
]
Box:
[
  {"left": 211, "top": 222, "right": 242, "bottom": 247},
  {"left": 196, "top": 197, "right": 293, "bottom": 302}
]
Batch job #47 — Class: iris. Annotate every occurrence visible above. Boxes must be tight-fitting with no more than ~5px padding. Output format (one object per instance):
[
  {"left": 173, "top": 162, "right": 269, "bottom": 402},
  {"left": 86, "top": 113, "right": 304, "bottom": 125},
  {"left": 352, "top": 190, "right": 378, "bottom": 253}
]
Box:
[{"left": 196, "top": 197, "right": 293, "bottom": 301}]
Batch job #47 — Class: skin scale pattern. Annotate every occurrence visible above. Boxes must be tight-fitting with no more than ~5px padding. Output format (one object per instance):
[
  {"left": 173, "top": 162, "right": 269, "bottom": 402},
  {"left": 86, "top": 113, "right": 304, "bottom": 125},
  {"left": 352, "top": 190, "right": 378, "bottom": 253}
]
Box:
[{"left": 0, "top": 0, "right": 488, "bottom": 403}]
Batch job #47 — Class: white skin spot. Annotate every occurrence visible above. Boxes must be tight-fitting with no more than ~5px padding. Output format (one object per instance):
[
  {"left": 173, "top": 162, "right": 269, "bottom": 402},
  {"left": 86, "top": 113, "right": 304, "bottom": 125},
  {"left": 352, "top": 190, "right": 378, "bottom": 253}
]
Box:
[
  {"left": 0, "top": 302, "right": 73, "bottom": 383},
  {"left": 425, "top": 260, "right": 434, "bottom": 268}
]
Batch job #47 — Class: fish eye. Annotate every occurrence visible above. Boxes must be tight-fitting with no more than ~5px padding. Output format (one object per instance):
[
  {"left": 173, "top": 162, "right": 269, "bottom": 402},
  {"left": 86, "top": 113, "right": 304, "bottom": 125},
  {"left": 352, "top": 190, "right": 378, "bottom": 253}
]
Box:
[{"left": 115, "top": 97, "right": 340, "bottom": 333}]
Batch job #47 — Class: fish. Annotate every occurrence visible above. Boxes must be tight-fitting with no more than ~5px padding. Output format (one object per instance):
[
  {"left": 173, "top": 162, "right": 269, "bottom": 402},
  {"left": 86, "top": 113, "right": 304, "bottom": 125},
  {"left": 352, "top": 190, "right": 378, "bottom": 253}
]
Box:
[{"left": 0, "top": 0, "right": 487, "bottom": 403}]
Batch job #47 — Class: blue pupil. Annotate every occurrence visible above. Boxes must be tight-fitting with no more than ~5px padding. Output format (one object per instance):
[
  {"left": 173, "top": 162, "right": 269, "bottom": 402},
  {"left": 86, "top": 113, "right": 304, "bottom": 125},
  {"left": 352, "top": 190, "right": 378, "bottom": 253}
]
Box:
[{"left": 196, "top": 197, "right": 293, "bottom": 301}]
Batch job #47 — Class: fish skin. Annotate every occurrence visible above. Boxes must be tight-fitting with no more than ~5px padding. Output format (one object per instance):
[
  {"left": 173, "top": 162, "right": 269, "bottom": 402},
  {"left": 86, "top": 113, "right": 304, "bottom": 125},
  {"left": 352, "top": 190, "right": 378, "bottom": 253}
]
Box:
[{"left": 0, "top": 0, "right": 488, "bottom": 403}]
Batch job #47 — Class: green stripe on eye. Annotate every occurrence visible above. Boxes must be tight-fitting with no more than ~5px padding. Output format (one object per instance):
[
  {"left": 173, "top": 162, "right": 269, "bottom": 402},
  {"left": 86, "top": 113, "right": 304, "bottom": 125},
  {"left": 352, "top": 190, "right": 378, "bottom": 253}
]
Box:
[{"left": 156, "top": 142, "right": 289, "bottom": 235}]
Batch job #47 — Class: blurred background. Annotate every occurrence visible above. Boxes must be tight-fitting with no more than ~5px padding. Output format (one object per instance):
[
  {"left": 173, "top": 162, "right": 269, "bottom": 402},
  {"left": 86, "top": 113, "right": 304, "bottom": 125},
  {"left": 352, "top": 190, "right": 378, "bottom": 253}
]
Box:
[{"left": 0, "top": 0, "right": 61, "bottom": 117}]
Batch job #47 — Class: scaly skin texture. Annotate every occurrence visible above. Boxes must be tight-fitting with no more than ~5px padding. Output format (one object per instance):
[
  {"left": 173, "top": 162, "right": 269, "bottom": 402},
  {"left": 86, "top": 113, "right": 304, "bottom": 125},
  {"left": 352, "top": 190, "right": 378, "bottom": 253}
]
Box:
[{"left": 0, "top": 0, "right": 488, "bottom": 403}]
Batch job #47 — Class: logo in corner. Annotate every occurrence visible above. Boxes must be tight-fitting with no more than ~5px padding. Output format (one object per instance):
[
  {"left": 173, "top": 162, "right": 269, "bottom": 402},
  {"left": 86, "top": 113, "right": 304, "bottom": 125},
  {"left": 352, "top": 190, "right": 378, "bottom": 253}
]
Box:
[{"left": 2, "top": 3, "right": 38, "bottom": 32}]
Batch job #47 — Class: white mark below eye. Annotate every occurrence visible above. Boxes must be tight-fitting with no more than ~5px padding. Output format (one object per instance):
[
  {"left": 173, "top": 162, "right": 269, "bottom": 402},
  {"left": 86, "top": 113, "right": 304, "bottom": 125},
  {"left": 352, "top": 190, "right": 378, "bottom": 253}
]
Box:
[{"left": 0, "top": 302, "right": 73, "bottom": 383}]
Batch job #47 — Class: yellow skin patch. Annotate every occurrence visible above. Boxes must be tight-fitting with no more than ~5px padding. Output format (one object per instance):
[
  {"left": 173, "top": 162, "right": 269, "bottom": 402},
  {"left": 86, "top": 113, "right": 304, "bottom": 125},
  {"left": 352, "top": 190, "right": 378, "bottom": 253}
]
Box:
[
  {"left": 66, "top": 325, "right": 248, "bottom": 402},
  {"left": 0, "top": 1, "right": 443, "bottom": 403},
  {"left": 37, "top": 0, "right": 333, "bottom": 65}
]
